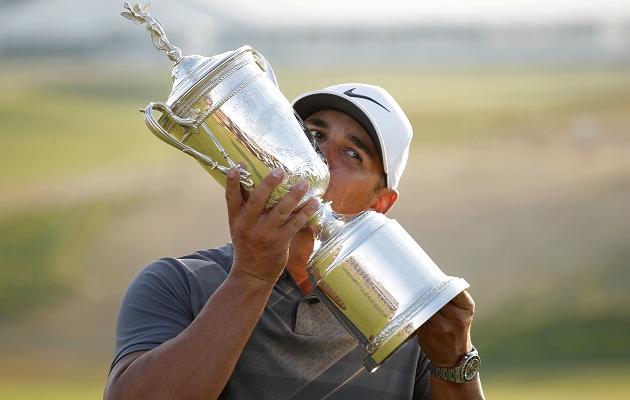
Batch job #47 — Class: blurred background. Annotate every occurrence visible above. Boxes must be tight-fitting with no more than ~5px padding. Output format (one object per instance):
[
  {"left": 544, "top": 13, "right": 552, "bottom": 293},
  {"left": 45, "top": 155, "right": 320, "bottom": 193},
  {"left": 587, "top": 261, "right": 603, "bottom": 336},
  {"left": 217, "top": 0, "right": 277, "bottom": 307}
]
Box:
[{"left": 1, "top": 0, "right": 629, "bottom": 398}]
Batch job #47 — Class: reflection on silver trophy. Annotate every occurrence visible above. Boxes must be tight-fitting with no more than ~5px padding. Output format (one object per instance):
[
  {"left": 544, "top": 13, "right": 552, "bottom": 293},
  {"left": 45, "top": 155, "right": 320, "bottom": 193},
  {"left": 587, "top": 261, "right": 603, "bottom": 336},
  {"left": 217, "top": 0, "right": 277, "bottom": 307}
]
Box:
[{"left": 122, "top": 1, "right": 469, "bottom": 372}]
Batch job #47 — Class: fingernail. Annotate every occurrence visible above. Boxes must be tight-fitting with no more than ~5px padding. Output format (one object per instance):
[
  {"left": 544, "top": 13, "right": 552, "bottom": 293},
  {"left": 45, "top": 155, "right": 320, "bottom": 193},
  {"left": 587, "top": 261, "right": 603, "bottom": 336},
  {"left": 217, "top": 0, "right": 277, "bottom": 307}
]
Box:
[
  {"left": 310, "top": 199, "right": 319, "bottom": 209},
  {"left": 298, "top": 180, "right": 309, "bottom": 191},
  {"left": 228, "top": 168, "right": 237, "bottom": 178},
  {"left": 272, "top": 168, "right": 283, "bottom": 178}
]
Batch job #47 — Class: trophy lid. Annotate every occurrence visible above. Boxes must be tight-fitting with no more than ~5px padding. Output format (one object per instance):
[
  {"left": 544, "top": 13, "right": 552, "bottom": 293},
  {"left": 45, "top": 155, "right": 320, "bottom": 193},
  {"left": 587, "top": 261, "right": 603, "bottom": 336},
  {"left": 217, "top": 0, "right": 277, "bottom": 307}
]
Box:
[{"left": 167, "top": 47, "right": 242, "bottom": 106}]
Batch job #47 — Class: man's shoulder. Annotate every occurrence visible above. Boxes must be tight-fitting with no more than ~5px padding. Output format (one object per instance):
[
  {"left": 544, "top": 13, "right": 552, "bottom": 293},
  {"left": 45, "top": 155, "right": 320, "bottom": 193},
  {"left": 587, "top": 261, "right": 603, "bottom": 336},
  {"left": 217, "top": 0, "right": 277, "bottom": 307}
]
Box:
[
  {"left": 128, "top": 243, "right": 234, "bottom": 310},
  {"left": 136, "top": 243, "right": 234, "bottom": 291},
  {"left": 177, "top": 242, "right": 235, "bottom": 274}
]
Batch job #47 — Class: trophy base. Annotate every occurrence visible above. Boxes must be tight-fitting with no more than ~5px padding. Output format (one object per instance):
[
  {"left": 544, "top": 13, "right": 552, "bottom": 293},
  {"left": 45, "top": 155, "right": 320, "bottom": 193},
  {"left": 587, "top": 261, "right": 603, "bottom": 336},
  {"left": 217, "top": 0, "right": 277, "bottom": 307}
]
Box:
[{"left": 308, "top": 211, "right": 470, "bottom": 372}]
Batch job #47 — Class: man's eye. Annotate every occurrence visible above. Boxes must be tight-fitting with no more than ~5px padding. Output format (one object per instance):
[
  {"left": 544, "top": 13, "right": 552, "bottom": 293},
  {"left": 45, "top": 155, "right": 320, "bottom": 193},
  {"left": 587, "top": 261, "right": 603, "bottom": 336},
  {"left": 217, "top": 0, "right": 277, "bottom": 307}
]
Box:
[
  {"left": 345, "top": 149, "right": 361, "bottom": 160},
  {"left": 310, "top": 130, "right": 324, "bottom": 141}
]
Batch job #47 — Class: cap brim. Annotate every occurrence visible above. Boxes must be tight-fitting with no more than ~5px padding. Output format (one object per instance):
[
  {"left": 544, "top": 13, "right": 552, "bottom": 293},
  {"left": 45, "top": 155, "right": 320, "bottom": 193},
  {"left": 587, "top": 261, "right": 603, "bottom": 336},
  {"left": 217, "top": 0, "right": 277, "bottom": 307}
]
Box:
[{"left": 292, "top": 92, "right": 384, "bottom": 166}]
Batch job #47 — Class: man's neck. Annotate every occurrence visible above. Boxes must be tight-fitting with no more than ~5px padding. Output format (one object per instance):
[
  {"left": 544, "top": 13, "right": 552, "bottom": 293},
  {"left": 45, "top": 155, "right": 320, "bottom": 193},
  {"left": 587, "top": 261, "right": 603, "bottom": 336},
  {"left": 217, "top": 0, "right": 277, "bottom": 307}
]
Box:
[{"left": 286, "top": 228, "right": 315, "bottom": 294}]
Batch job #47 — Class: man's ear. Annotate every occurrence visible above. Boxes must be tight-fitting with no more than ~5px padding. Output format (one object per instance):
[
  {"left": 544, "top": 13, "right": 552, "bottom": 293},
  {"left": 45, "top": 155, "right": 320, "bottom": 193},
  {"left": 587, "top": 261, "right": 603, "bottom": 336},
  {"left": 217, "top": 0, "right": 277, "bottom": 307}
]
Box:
[{"left": 372, "top": 188, "right": 398, "bottom": 214}]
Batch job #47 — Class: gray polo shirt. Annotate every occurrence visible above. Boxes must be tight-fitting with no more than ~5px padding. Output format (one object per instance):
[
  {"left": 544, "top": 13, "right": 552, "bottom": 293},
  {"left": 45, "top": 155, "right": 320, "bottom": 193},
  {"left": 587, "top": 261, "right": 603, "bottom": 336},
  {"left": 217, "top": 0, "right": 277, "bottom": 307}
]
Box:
[{"left": 112, "top": 243, "right": 430, "bottom": 399}]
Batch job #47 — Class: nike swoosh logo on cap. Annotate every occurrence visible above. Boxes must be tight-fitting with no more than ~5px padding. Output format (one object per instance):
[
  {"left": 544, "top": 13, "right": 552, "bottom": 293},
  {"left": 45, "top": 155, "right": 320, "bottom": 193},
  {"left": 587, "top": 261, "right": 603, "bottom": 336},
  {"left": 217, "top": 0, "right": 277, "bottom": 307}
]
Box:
[{"left": 343, "top": 88, "right": 390, "bottom": 112}]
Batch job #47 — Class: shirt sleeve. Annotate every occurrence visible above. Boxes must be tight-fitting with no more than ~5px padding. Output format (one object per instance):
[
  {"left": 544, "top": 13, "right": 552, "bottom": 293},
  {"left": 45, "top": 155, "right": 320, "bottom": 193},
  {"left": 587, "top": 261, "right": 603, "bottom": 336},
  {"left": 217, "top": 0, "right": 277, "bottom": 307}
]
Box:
[
  {"left": 413, "top": 349, "right": 431, "bottom": 400},
  {"left": 110, "top": 258, "right": 194, "bottom": 371}
]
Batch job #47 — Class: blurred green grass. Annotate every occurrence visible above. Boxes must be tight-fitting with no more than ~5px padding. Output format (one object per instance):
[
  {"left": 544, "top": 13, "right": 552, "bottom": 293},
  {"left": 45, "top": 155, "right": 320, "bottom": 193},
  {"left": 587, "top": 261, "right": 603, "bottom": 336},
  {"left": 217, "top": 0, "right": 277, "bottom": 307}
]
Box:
[
  {"left": 0, "top": 63, "right": 176, "bottom": 186},
  {"left": 1, "top": 61, "right": 629, "bottom": 397},
  {"left": 0, "top": 200, "right": 137, "bottom": 317},
  {"left": 0, "top": 364, "right": 628, "bottom": 400},
  {"left": 483, "top": 366, "right": 630, "bottom": 399},
  {"left": 2, "top": 64, "right": 630, "bottom": 186},
  {"left": 280, "top": 67, "right": 630, "bottom": 143},
  {"left": 0, "top": 381, "right": 104, "bottom": 400}
]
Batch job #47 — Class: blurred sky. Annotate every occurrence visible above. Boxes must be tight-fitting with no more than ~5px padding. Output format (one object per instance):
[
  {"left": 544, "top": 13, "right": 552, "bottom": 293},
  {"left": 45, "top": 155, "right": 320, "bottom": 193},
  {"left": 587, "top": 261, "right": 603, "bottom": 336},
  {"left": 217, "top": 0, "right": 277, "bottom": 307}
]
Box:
[
  {"left": 2, "top": 0, "right": 630, "bottom": 46},
  {"left": 0, "top": 0, "right": 629, "bottom": 75},
  {"left": 213, "top": 0, "right": 630, "bottom": 25},
  {"left": 4, "top": 0, "right": 630, "bottom": 32}
]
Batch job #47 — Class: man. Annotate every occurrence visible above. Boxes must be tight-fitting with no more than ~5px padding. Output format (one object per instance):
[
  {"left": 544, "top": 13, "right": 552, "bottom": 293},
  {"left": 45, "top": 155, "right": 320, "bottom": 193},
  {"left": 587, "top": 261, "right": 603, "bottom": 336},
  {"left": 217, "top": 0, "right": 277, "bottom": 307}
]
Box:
[{"left": 104, "top": 83, "right": 485, "bottom": 399}]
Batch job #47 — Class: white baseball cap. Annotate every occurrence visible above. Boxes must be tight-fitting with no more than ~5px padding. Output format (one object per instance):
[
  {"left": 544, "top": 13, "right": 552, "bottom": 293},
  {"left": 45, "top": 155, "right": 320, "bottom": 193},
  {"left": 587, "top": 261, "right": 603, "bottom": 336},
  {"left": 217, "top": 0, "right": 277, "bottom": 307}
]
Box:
[{"left": 292, "top": 83, "right": 413, "bottom": 190}]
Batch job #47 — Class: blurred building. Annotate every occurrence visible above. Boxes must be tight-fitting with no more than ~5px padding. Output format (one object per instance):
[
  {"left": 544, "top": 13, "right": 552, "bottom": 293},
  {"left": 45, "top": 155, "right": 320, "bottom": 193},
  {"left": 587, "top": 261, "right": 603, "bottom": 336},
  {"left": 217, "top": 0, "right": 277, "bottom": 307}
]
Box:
[{"left": 1, "top": 0, "right": 629, "bottom": 68}]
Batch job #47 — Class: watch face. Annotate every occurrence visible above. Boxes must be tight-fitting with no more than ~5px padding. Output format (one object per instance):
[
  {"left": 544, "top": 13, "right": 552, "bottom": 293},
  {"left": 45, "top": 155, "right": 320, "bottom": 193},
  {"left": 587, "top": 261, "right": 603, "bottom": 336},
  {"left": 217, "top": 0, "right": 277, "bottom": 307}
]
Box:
[{"left": 461, "top": 355, "right": 481, "bottom": 382}]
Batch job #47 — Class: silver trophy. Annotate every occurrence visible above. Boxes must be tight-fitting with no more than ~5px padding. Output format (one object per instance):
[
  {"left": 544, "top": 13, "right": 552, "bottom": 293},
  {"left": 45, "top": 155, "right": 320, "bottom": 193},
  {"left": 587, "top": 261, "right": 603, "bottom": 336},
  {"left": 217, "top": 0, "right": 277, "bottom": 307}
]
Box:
[{"left": 122, "top": 1, "right": 468, "bottom": 372}]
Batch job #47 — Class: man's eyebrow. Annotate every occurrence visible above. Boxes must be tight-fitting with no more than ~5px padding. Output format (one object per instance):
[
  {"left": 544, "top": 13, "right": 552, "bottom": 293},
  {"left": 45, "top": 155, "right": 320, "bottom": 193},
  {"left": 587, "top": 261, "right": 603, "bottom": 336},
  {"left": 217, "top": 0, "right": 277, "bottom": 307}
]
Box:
[
  {"left": 348, "top": 134, "right": 376, "bottom": 160},
  {"left": 305, "top": 117, "right": 330, "bottom": 130}
]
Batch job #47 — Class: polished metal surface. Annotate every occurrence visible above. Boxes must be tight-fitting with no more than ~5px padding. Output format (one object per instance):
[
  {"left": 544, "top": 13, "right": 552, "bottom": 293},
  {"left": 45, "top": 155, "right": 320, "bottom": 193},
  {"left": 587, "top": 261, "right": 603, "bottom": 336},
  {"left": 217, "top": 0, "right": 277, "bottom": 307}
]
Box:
[
  {"left": 123, "top": 1, "right": 328, "bottom": 207},
  {"left": 308, "top": 212, "right": 469, "bottom": 371},
  {"left": 123, "top": 1, "right": 470, "bottom": 373}
]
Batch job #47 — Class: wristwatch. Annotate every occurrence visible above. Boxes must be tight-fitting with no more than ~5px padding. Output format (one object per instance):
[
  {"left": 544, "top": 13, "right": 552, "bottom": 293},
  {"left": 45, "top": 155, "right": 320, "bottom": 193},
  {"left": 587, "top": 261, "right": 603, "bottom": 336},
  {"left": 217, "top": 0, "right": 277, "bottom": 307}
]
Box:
[{"left": 430, "top": 346, "right": 481, "bottom": 383}]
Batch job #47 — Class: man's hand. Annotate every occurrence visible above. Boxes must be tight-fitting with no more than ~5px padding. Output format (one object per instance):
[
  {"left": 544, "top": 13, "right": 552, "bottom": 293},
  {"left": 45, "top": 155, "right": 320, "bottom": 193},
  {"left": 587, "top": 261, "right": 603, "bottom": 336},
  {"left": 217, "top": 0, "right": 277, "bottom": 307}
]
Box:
[
  {"left": 104, "top": 165, "right": 320, "bottom": 400},
  {"left": 416, "top": 290, "right": 475, "bottom": 367},
  {"left": 417, "top": 291, "right": 485, "bottom": 399},
  {"left": 225, "top": 165, "right": 319, "bottom": 286}
]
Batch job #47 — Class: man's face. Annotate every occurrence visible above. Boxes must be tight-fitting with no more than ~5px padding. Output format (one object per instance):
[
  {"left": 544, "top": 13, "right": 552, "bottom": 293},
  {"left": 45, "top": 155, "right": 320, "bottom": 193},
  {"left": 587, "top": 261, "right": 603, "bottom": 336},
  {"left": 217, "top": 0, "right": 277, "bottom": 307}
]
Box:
[{"left": 304, "top": 109, "right": 387, "bottom": 215}]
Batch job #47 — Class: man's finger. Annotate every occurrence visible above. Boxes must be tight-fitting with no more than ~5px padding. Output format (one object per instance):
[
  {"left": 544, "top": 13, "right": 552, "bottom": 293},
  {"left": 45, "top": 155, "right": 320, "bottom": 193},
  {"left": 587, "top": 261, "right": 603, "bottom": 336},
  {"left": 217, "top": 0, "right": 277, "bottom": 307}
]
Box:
[
  {"left": 280, "top": 198, "right": 319, "bottom": 236},
  {"left": 449, "top": 290, "right": 475, "bottom": 311},
  {"left": 241, "top": 167, "right": 285, "bottom": 219},
  {"left": 269, "top": 179, "right": 310, "bottom": 224},
  {"left": 225, "top": 166, "right": 245, "bottom": 224}
]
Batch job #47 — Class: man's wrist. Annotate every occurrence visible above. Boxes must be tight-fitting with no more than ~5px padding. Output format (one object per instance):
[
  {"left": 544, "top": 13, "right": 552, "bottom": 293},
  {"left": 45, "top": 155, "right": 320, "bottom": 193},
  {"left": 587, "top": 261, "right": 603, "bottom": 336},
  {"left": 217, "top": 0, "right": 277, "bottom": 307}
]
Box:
[
  {"left": 430, "top": 346, "right": 481, "bottom": 384},
  {"left": 227, "top": 269, "right": 278, "bottom": 292}
]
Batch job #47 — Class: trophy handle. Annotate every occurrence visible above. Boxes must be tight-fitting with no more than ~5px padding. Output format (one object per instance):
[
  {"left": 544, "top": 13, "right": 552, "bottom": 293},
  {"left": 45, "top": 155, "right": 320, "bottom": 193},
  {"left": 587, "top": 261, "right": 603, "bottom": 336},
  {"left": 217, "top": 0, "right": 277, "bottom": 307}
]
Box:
[
  {"left": 251, "top": 50, "right": 278, "bottom": 87},
  {"left": 142, "top": 102, "right": 253, "bottom": 187}
]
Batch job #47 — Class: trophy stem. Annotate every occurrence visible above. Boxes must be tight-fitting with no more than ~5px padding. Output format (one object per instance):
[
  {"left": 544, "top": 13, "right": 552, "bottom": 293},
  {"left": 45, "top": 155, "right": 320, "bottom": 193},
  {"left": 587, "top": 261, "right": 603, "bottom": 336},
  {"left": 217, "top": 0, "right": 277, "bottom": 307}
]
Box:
[{"left": 306, "top": 200, "right": 355, "bottom": 253}]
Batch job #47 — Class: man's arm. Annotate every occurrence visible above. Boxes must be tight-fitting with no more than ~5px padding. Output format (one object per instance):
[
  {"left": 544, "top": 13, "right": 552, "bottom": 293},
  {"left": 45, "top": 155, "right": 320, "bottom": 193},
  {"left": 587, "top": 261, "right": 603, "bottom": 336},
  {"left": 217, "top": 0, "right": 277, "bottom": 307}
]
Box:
[
  {"left": 416, "top": 290, "right": 486, "bottom": 400},
  {"left": 104, "top": 273, "right": 278, "bottom": 400},
  {"left": 104, "top": 167, "right": 318, "bottom": 400}
]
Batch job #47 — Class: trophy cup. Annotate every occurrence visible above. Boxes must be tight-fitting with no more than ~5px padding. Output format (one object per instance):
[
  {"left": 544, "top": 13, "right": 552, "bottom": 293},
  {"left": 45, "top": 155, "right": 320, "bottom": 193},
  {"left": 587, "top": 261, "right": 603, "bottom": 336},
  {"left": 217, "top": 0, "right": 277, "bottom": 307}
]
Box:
[{"left": 122, "top": 1, "right": 469, "bottom": 372}]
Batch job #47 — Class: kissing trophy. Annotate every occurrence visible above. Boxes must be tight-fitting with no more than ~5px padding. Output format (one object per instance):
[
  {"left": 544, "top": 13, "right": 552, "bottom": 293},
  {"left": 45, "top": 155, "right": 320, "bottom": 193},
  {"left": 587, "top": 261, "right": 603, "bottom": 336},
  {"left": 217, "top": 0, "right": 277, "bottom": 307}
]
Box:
[{"left": 122, "top": 1, "right": 469, "bottom": 372}]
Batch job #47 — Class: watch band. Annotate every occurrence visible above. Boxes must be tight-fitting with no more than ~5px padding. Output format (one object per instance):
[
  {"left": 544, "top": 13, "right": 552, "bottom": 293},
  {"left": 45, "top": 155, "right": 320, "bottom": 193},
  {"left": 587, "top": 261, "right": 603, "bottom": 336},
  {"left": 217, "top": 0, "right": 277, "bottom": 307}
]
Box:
[
  {"left": 430, "top": 346, "right": 480, "bottom": 383},
  {"left": 430, "top": 364, "right": 461, "bottom": 382}
]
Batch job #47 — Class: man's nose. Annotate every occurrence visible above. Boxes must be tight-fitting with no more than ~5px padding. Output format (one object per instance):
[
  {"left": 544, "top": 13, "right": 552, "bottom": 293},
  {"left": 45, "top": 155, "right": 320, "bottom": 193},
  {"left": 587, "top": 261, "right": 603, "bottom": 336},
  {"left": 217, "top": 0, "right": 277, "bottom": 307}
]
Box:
[{"left": 317, "top": 142, "right": 336, "bottom": 167}]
